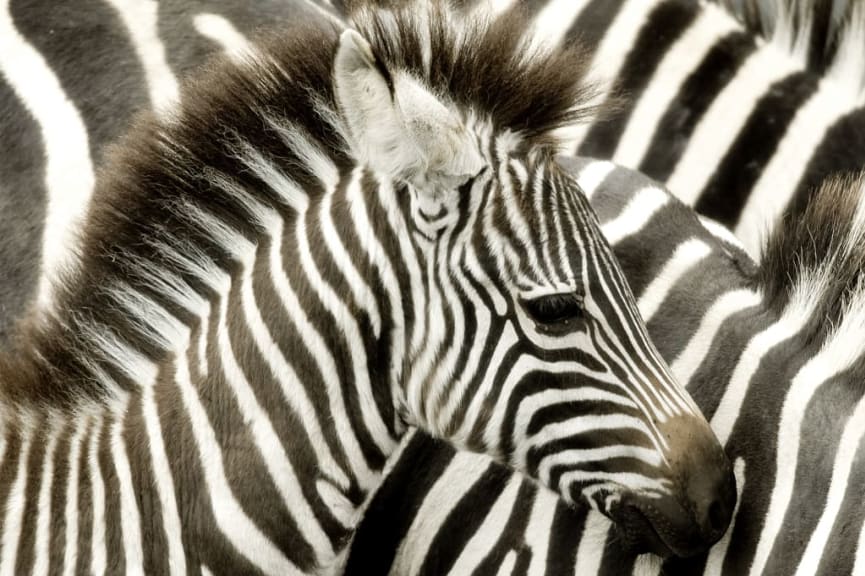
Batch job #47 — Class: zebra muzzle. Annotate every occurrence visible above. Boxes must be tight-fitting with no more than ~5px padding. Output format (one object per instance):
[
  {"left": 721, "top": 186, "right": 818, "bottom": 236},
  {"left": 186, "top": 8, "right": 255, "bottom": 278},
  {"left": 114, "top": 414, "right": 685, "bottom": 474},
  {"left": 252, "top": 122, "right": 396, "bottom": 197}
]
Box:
[{"left": 612, "top": 454, "right": 736, "bottom": 558}]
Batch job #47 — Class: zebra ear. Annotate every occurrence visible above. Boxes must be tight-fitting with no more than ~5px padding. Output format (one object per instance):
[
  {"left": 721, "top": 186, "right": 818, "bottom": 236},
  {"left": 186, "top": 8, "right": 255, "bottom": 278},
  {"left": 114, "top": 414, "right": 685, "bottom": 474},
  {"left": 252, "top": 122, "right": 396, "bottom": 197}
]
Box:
[{"left": 333, "top": 29, "right": 483, "bottom": 189}]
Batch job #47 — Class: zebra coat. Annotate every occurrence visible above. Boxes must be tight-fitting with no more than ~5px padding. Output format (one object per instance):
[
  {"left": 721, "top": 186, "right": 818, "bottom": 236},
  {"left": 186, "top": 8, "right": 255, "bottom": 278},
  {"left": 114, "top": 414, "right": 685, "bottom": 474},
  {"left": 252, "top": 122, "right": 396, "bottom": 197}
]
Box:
[
  {"left": 0, "top": 2, "right": 735, "bottom": 573},
  {"left": 4, "top": 0, "right": 865, "bottom": 341},
  {"left": 342, "top": 161, "right": 865, "bottom": 575}
]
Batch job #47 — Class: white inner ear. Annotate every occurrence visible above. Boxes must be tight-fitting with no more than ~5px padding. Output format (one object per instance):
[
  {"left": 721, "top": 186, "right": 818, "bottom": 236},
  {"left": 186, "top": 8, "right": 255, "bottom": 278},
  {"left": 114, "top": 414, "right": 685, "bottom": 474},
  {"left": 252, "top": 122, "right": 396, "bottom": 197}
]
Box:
[{"left": 333, "top": 29, "right": 483, "bottom": 189}]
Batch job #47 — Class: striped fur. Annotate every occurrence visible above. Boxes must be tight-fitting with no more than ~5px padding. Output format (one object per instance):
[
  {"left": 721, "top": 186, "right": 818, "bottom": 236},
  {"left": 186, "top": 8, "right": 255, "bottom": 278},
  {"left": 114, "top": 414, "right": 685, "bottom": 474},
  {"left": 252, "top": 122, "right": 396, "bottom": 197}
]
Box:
[
  {"left": 344, "top": 160, "right": 865, "bottom": 576},
  {"left": 5, "top": 0, "right": 865, "bottom": 341},
  {"left": 0, "top": 2, "right": 733, "bottom": 572}
]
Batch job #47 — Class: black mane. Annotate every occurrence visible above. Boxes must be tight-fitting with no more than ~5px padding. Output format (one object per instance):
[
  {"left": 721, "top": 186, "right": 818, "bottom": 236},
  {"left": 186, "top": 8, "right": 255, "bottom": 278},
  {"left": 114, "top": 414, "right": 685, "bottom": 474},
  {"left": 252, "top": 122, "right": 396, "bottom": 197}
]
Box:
[
  {"left": 349, "top": 1, "right": 597, "bottom": 144},
  {"left": 759, "top": 171, "right": 865, "bottom": 343}
]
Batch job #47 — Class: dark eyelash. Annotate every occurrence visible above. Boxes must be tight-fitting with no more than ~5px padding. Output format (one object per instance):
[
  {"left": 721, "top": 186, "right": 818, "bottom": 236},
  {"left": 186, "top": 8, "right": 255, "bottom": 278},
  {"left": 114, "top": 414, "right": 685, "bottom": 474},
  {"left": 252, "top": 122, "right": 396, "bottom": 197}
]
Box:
[{"left": 522, "top": 293, "right": 585, "bottom": 325}]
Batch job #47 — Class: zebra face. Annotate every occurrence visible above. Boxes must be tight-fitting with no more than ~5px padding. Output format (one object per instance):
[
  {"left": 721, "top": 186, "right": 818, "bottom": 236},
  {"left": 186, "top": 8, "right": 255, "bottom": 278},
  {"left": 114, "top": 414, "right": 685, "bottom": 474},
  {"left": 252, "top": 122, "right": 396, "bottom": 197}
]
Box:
[
  {"left": 423, "top": 154, "right": 737, "bottom": 558},
  {"left": 332, "top": 9, "right": 734, "bottom": 557}
]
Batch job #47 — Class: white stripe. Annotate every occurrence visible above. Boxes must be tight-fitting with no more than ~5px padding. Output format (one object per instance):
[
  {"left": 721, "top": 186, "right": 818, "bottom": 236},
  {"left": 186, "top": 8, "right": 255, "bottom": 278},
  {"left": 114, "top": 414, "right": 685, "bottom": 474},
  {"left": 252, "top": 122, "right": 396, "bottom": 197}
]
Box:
[
  {"left": 0, "top": 0, "right": 94, "bottom": 307},
  {"left": 750, "top": 295, "right": 865, "bottom": 576},
  {"left": 710, "top": 297, "right": 812, "bottom": 446},
  {"left": 141, "top": 379, "right": 186, "bottom": 575},
  {"left": 61, "top": 417, "right": 90, "bottom": 576},
  {"left": 524, "top": 491, "right": 557, "bottom": 576},
  {"left": 110, "top": 397, "right": 145, "bottom": 575},
  {"left": 613, "top": 5, "right": 738, "bottom": 168},
  {"left": 448, "top": 476, "right": 522, "bottom": 574},
  {"left": 89, "top": 415, "right": 107, "bottom": 576},
  {"left": 0, "top": 421, "right": 34, "bottom": 576},
  {"left": 600, "top": 186, "right": 670, "bottom": 245},
  {"left": 672, "top": 289, "right": 762, "bottom": 387},
  {"left": 637, "top": 238, "right": 712, "bottom": 321},
  {"left": 240, "top": 238, "right": 349, "bottom": 489},
  {"left": 667, "top": 48, "right": 799, "bottom": 205},
  {"left": 104, "top": 0, "right": 179, "bottom": 113},
  {"left": 736, "top": 76, "right": 860, "bottom": 255},
  {"left": 193, "top": 13, "right": 253, "bottom": 61},
  {"left": 392, "top": 451, "right": 490, "bottom": 574},
  {"left": 573, "top": 511, "right": 611, "bottom": 575},
  {"left": 795, "top": 396, "right": 865, "bottom": 575},
  {"left": 31, "top": 419, "right": 63, "bottom": 576},
  {"left": 704, "top": 458, "right": 746, "bottom": 576},
  {"left": 566, "top": 0, "right": 664, "bottom": 150},
  {"left": 698, "top": 215, "right": 749, "bottom": 255},
  {"left": 218, "top": 275, "right": 334, "bottom": 563},
  {"left": 574, "top": 160, "right": 615, "bottom": 200},
  {"left": 524, "top": 0, "right": 593, "bottom": 51},
  {"left": 267, "top": 226, "right": 376, "bottom": 488},
  {"left": 174, "top": 355, "right": 302, "bottom": 576}
]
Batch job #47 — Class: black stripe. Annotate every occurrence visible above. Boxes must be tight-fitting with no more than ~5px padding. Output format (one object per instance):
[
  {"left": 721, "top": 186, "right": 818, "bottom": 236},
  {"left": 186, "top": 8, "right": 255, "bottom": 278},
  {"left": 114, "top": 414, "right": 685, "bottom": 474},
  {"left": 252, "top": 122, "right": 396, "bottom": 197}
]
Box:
[
  {"left": 125, "top": 393, "right": 170, "bottom": 575},
  {"left": 161, "top": 359, "right": 258, "bottom": 576},
  {"left": 73, "top": 421, "right": 95, "bottom": 576},
  {"left": 577, "top": 0, "right": 700, "bottom": 159},
  {"left": 418, "top": 461, "right": 513, "bottom": 576},
  {"left": 157, "top": 0, "right": 328, "bottom": 78},
  {"left": 217, "top": 281, "right": 317, "bottom": 568},
  {"left": 694, "top": 72, "right": 819, "bottom": 227},
  {"left": 343, "top": 433, "right": 456, "bottom": 575},
  {"left": 639, "top": 31, "right": 757, "bottom": 182},
  {"left": 13, "top": 420, "right": 45, "bottom": 575},
  {"left": 9, "top": 0, "right": 148, "bottom": 163},
  {"left": 788, "top": 106, "right": 865, "bottom": 219},
  {"left": 471, "top": 481, "right": 537, "bottom": 575},
  {"left": 100, "top": 416, "right": 126, "bottom": 575},
  {"left": 0, "top": 79, "right": 46, "bottom": 345},
  {"left": 544, "top": 502, "right": 588, "bottom": 574},
  {"left": 0, "top": 428, "right": 23, "bottom": 558},
  {"left": 47, "top": 423, "right": 73, "bottom": 574},
  {"left": 761, "top": 371, "right": 860, "bottom": 572},
  {"left": 565, "top": 0, "right": 627, "bottom": 51}
]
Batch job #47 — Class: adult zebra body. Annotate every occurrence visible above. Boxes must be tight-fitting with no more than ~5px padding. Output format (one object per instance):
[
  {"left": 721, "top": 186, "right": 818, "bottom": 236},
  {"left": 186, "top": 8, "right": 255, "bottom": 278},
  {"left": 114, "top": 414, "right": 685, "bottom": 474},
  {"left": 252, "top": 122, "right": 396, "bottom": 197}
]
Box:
[
  {"left": 344, "top": 159, "right": 865, "bottom": 576},
  {"left": 0, "top": 2, "right": 735, "bottom": 574},
  {"left": 4, "top": 0, "right": 864, "bottom": 342}
]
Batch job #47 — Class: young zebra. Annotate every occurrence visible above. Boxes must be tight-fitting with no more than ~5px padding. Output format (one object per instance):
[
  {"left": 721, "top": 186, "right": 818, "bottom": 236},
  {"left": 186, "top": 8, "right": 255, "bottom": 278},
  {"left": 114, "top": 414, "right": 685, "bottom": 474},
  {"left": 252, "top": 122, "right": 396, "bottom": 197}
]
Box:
[
  {"left": 0, "top": 2, "right": 735, "bottom": 574},
  {"left": 343, "top": 160, "right": 865, "bottom": 576}
]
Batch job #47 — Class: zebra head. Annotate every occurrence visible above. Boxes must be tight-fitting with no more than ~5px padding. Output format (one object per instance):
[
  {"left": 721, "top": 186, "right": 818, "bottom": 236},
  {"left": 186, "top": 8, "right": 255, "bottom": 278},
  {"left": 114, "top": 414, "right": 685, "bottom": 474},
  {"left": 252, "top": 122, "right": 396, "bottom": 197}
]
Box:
[{"left": 334, "top": 2, "right": 735, "bottom": 557}]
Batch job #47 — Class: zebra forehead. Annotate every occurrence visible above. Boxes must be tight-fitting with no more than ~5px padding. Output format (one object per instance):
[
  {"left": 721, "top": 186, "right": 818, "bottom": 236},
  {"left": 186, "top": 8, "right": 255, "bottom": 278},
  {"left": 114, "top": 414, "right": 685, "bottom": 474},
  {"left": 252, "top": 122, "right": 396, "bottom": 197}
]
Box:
[{"left": 346, "top": 0, "right": 600, "bottom": 147}]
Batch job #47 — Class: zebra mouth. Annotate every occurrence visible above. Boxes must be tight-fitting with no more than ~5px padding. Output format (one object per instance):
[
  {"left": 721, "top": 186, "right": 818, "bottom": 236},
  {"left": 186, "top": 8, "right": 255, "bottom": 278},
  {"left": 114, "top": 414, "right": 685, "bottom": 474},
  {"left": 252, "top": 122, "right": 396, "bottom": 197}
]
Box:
[
  {"left": 611, "top": 496, "right": 719, "bottom": 559},
  {"left": 611, "top": 502, "right": 676, "bottom": 558}
]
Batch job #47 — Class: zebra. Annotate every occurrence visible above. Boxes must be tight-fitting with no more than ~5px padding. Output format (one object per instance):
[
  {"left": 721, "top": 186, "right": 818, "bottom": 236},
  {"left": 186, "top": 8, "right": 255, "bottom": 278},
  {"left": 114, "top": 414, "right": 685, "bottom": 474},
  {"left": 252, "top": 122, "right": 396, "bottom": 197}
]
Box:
[
  {"left": 544, "top": 0, "right": 865, "bottom": 255},
  {"left": 342, "top": 159, "right": 865, "bottom": 576},
  {"left": 0, "top": 2, "right": 736, "bottom": 574},
  {"left": 4, "top": 0, "right": 865, "bottom": 341},
  {"left": 1, "top": 0, "right": 861, "bottom": 572}
]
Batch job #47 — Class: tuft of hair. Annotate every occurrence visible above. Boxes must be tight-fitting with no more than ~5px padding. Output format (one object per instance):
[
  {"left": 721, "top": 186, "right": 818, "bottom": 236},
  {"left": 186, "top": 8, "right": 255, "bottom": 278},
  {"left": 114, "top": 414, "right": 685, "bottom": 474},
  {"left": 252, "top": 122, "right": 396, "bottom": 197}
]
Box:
[
  {"left": 345, "top": 0, "right": 600, "bottom": 147},
  {"left": 758, "top": 171, "right": 865, "bottom": 343},
  {"left": 714, "top": 0, "right": 865, "bottom": 84}
]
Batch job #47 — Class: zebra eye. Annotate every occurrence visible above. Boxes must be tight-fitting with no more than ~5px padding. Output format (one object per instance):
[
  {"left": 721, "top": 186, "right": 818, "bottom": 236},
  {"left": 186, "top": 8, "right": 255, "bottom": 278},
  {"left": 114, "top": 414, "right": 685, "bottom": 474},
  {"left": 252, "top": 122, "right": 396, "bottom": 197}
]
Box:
[{"left": 522, "top": 293, "right": 585, "bottom": 325}]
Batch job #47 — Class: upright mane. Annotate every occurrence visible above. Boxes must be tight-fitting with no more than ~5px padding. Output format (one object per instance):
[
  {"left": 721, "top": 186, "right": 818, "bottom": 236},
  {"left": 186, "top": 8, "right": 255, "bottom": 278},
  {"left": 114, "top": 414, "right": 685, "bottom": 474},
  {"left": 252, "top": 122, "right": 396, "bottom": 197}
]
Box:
[
  {"left": 0, "top": 1, "right": 597, "bottom": 408},
  {"left": 346, "top": 2, "right": 598, "bottom": 145},
  {"left": 759, "top": 171, "right": 865, "bottom": 345}
]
